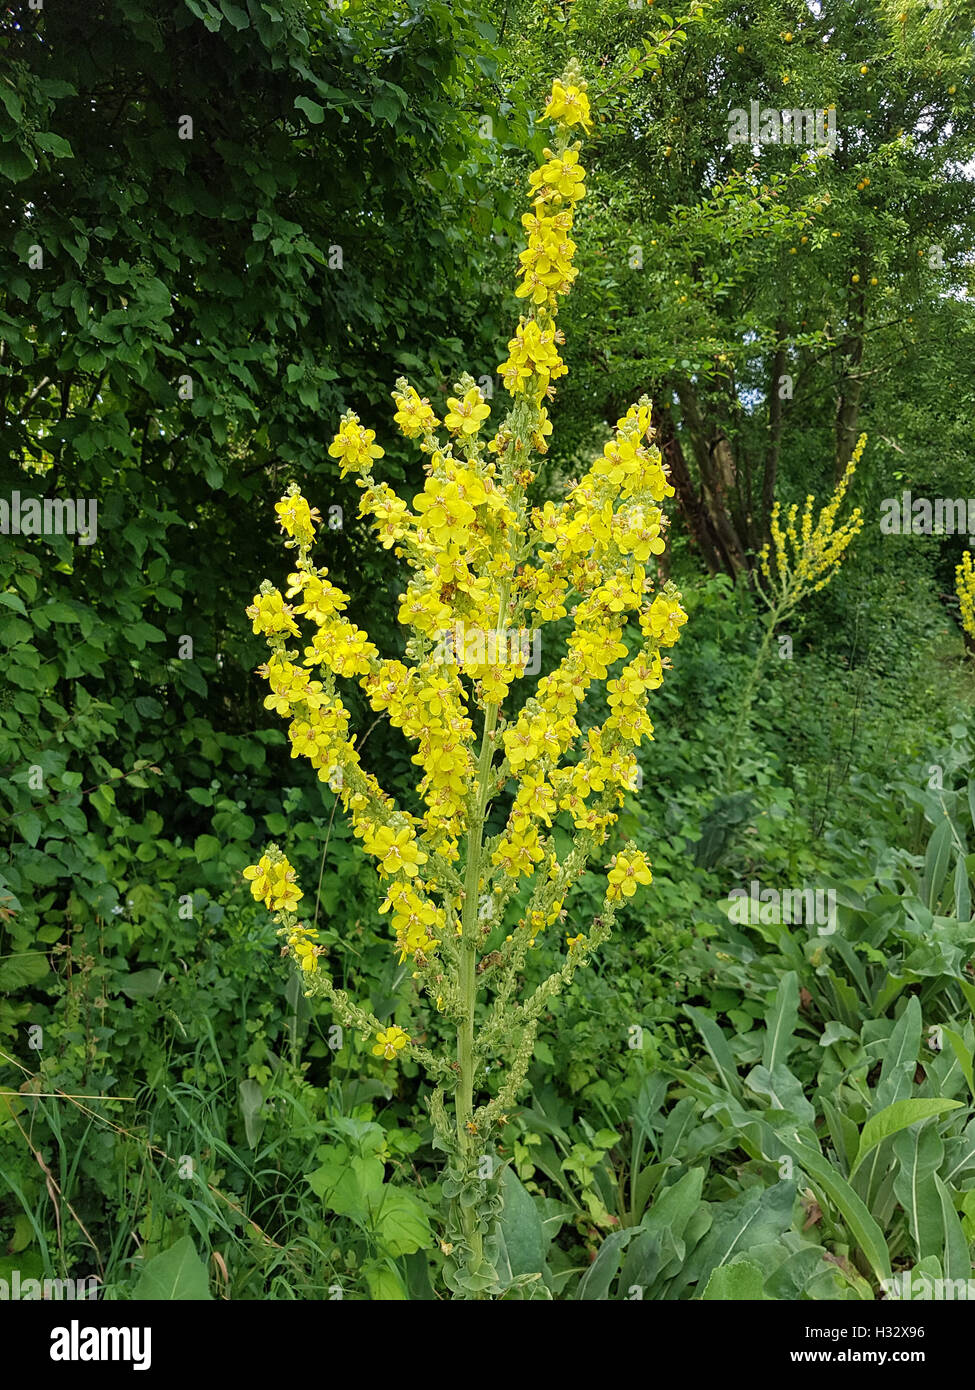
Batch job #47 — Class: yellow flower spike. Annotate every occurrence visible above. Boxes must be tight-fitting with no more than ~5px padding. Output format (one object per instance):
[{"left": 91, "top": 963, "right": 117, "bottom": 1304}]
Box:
[
  {"left": 727, "top": 439, "right": 865, "bottom": 790},
  {"left": 957, "top": 551, "right": 975, "bottom": 644},
  {"left": 759, "top": 438, "right": 865, "bottom": 613}
]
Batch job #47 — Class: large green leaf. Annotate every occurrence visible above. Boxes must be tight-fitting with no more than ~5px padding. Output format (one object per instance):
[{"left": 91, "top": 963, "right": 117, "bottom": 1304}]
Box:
[
  {"left": 497, "top": 1168, "right": 547, "bottom": 1278},
  {"left": 684, "top": 1179, "right": 796, "bottom": 1295},
  {"left": 619, "top": 1167, "right": 708, "bottom": 1296},
  {"left": 873, "top": 998, "right": 922, "bottom": 1113},
  {"left": 892, "top": 1124, "right": 946, "bottom": 1261},
  {"left": 762, "top": 970, "right": 799, "bottom": 1072},
  {"left": 118, "top": 968, "right": 165, "bottom": 1000},
  {"left": 576, "top": 1228, "right": 632, "bottom": 1301},
  {"left": 370, "top": 1188, "right": 433, "bottom": 1259},
  {"left": 954, "top": 856, "right": 972, "bottom": 923},
  {"left": 684, "top": 1006, "right": 741, "bottom": 1095},
  {"left": 308, "top": 1148, "right": 384, "bottom": 1220},
  {"left": 942, "top": 1027, "right": 975, "bottom": 1098},
  {"left": 852, "top": 1098, "right": 962, "bottom": 1177},
  {"left": 921, "top": 817, "right": 952, "bottom": 912},
  {"left": 0, "top": 952, "right": 50, "bottom": 990},
  {"left": 771, "top": 1131, "right": 892, "bottom": 1286},
  {"left": 131, "top": 1237, "right": 212, "bottom": 1300},
  {"left": 238, "top": 1079, "right": 265, "bottom": 1150},
  {"left": 702, "top": 1258, "right": 768, "bottom": 1300}
]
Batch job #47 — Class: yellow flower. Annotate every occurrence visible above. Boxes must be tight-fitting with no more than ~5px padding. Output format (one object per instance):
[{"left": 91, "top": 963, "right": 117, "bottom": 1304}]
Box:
[
  {"left": 760, "top": 435, "right": 865, "bottom": 611},
  {"left": 366, "top": 825, "right": 428, "bottom": 878},
  {"left": 372, "top": 1025, "right": 410, "bottom": 1060},
  {"left": 274, "top": 490, "right": 321, "bottom": 545},
  {"left": 392, "top": 383, "right": 439, "bottom": 439},
  {"left": 606, "top": 850, "right": 653, "bottom": 902},
  {"left": 246, "top": 68, "right": 685, "bottom": 996},
  {"left": 246, "top": 589, "right": 299, "bottom": 638},
  {"left": 498, "top": 318, "right": 567, "bottom": 399},
  {"left": 288, "top": 925, "right": 321, "bottom": 974},
  {"left": 413, "top": 478, "right": 477, "bottom": 548},
  {"left": 268, "top": 859, "right": 302, "bottom": 912},
  {"left": 529, "top": 149, "right": 586, "bottom": 210},
  {"left": 243, "top": 852, "right": 303, "bottom": 913},
  {"left": 444, "top": 386, "right": 490, "bottom": 437},
  {"left": 492, "top": 821, "right": 545, "bottom": 879},
  {"left": 243, "top": 855, "right": 274, "bottom": 903},
  {"left": 543, "top": 78, "right": 593, "bottom": 133}
]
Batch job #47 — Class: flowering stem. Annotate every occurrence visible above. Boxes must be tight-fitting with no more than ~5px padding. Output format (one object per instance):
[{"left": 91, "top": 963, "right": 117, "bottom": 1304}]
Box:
[
  {"left": 454, "top": 572, "right": 511, "bottom": 1288},
  {"left": 723, "top": 600, "right": 783, "bottom": 792},
  {"left": 454, "top": 700, "right": 498, "bottom": 1281}
]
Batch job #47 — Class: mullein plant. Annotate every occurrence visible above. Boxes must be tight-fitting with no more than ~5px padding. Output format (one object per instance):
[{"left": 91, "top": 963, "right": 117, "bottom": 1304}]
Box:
[
  {"left": 956, "top": 551, "right": 975, "bottom": 649},
  {"left": 243, "top": 63, "right": 687, "bottom": 1299},
  {"left": 723, "top": 438, "right": 866, "bottom": 789}
]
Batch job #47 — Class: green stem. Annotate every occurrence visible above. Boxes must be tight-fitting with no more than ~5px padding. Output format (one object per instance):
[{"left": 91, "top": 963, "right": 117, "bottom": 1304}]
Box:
[
  {"left": 722, "top": 603, "right": 782, "bottom": 793},
  {"left": 453, "top": 579, "right": 510, "bottom": 1293},
  {"left": 455, "top": 700, "right": 499, "bottom": 1270}
]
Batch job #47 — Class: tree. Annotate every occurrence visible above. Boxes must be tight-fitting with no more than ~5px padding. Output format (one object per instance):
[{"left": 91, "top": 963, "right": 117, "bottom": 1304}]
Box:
[
  {"left": 0, "top": 0, "right": 517, "bottom": 999},
  {"left": 486, "top": 0, "right": 975, "bottom": 574}
]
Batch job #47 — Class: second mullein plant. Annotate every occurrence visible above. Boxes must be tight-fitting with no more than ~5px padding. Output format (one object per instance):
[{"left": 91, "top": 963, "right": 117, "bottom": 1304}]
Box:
[
  {"left": 723, "top": 446, "right": 866, "bottom": 789},
  {"left": 243, "top": 65, "right": 687, "bottom": 1299}
]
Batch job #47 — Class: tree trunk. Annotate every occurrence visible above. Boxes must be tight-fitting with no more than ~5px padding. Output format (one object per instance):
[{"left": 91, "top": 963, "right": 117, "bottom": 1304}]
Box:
[
  {"left": 651, "top": 402, "right": 723, "bottom": 576},
  {"left": 834, "top": 290, "right": 866, "bottom": 479},
  {"left": 762, "top": 320, "right": 789, "bottom": 540},
  {"left": 674, "top": 379, "right": 749, "bottom": 576}
]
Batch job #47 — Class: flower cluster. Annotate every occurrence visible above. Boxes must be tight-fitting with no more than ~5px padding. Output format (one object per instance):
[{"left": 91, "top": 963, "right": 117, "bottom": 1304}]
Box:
[
  {"left": 757, "top": 433, "right": 866, "bottom": 614},
  {"left": 243, "top": 846, "right": 322, "bottom": 973},
  {"left": 543, "top": 77, "right": 593, "bottom": 132},
  {"left": 607, "top": 850, "right": 653, "bottom": 901},
  {"left": 244, "top": 66, "right": 685, "bottom": 986},
  {"left": 957, "top": 550, "right": 975, "bottom": 644},
  {"left": 243, "top": 848, "right": 302, "bottom": 913}
]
